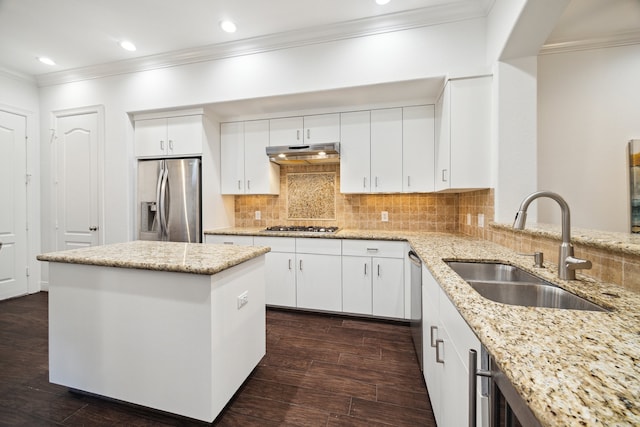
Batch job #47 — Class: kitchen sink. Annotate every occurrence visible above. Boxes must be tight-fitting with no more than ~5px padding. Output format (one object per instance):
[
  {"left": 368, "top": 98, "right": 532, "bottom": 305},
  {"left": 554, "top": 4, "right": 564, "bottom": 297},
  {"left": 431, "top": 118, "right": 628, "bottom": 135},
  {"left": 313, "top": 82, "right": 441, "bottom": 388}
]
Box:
[{"left": 446, "top": 261, "right": 607, "bottom": 312}]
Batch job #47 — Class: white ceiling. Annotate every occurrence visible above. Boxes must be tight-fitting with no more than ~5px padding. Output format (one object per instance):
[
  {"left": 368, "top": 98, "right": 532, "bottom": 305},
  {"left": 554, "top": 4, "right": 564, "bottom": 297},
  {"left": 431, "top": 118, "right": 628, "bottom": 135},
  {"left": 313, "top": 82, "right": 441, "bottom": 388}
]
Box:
[
  {"left": 0, "top": 0, "right": 494, "bottom": 78},
  {"left": 1, "top": 0, "right": 638, "bottom": 81}
]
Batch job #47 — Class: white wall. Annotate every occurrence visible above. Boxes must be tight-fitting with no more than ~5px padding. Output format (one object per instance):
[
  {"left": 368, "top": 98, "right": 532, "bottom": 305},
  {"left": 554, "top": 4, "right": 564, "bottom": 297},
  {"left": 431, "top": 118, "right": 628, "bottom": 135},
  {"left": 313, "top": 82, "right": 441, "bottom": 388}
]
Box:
[
  {"left": 538, "top": 43, "right": 640, "bottom": 232},
  {"left": 38, "top": 18, "right": 489, "bottom": 247},
  {"left": 0, "top": 71, "right": 42, "bottom": 293}
]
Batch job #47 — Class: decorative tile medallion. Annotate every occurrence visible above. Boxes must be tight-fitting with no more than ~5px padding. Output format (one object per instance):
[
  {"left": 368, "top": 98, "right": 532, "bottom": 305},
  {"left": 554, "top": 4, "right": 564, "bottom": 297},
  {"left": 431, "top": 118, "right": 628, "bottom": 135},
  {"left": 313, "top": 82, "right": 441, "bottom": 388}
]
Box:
[{"left": 287, "top": 172, "right": 336, "bottom": 220}]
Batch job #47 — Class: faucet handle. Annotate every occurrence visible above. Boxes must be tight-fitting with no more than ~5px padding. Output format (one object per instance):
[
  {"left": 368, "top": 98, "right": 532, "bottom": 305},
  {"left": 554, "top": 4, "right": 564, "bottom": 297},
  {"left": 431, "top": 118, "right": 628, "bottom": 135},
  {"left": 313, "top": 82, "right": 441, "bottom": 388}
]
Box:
[
  {"left": 518, "top": 251, "right": 544, "bottom": 268},
  {"left": 565, "top": 256, "right": 592, "bottom": 271}
]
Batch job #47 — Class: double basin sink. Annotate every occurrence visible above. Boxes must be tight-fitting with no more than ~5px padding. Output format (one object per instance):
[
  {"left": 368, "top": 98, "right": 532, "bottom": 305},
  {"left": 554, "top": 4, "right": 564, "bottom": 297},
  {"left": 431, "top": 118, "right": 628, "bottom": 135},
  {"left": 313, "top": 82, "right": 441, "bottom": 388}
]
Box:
[{"left": 447, "top": 261, "right": 607, "bottom": 312}]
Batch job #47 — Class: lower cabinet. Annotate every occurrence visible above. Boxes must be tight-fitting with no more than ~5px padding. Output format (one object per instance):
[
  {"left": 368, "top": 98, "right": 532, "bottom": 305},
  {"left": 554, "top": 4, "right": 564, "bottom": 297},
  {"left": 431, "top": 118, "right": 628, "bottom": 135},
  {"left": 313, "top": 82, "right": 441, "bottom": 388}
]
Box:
[
  {"left": 342, "top": 240, "right": 405, "bottom": 318},
  {"left": 422, "top": 265, "right": 488, "bottom": 427},
  {"left": 254, "top": 237, "right": 341, "bottom": 311},
  {"left": 295, "top": 238, "right": 342, "bottom": 312},
  {"left": 253, "top": 237, "right": 296, "bottom": 307}
]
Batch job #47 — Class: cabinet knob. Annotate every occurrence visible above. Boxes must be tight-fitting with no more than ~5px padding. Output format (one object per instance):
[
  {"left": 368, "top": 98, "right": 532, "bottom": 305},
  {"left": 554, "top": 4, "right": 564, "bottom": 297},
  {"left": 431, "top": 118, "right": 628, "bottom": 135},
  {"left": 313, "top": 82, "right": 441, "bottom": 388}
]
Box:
[
  {"left": 168, "top": 140, "right": 173, "bottom": 150},
  {"left": 441, "top": 169, "right": 448, "bottom": 182},
  {"left": 435, "top": 339, "right": 445, "bottom": 364},
  {"left": 160, "top": 140, "right": 165, "bottom": 150}
]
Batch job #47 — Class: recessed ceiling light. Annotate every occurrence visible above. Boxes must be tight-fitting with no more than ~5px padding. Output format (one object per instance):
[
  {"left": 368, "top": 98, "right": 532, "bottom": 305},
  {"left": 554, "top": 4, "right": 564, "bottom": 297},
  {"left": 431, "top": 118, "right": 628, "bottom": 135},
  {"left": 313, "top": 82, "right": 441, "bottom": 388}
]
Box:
[
  {"left": 120, "top": 41, "right": 137, "bottom": 52},
  {"left": 38, "top": 57, "right": 56, "bottom": 66},
  {"left": 220, "top": 20, "right": 237, "bottom": 33},
  {"left": 376, "top": 0, "right": 391, "bottom": 5}
]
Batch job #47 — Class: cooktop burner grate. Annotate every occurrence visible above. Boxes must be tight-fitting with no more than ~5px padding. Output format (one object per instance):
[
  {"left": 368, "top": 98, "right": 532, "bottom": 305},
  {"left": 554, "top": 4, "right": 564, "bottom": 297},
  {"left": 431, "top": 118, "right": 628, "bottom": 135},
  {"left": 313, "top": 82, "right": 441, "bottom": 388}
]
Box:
[{"left": 263, "top": 225, "right": 339, "bottom": 233}]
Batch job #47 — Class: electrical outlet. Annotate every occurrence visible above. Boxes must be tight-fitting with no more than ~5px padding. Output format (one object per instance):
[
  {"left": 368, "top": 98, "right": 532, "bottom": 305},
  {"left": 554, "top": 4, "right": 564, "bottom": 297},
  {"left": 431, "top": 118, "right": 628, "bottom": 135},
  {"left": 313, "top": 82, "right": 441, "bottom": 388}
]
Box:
[
  {"left": 381, "top": 211, "right": 389, "bottom": 222},
  {"left": 255, "top": 210, "right": 261, "bottom": 220},
  {"left": 466, "top": 213, "right": 471, "bottom": 225},
  {"left": 237, "top": 291, "right": 248, "bottom": 309},
  {"left": 478, "top": 213, "right": 485, "bottom": 228}
]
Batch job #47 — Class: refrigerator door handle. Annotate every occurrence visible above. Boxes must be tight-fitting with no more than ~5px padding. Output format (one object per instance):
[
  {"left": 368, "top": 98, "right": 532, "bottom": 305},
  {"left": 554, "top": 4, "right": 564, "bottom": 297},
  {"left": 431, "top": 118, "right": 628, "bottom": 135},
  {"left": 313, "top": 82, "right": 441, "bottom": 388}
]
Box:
[
  {"left": 153, "top": 161, "right": 164, "bottom": 235},
  {"left": 159, "top": 161, "right": 170, "bottom": 240}
]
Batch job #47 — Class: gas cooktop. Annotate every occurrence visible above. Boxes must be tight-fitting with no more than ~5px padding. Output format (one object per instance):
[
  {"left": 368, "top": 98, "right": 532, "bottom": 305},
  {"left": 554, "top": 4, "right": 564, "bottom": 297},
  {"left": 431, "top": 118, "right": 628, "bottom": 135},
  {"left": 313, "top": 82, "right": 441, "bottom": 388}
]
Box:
[{"left": 263, "top": 225, "right": 339, "bottom": 233}]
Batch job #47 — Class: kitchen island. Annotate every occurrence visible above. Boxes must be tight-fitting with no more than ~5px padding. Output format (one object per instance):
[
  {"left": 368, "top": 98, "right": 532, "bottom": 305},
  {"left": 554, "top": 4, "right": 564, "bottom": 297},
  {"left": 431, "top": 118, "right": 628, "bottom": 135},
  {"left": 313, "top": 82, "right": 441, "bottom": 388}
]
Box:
[
  {"left": 206, "top": 227, "right": 640, "bottom": 426},
  {"left": 37, "top": 240, "right": 270, "bottom": 423}
]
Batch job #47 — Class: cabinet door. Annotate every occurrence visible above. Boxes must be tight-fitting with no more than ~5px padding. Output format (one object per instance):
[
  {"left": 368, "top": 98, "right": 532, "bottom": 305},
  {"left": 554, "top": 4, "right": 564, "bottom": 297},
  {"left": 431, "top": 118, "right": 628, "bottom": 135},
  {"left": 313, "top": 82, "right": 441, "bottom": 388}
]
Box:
[
  {"left": 296, "top": 253, "right": 342, "bottom": 312},
  {"left": 434, "top": 84, "right": 451, "bottom": 191},
  {"left": 264, "top": 251, "right": 297, "bottom": 307},
  {"left": 340, "top": 111, "right": 371, "bottom": 193},
  {"left": 220, "top": 122, "right": 245, "bottom": 194},
  {"left": 135, "top": 118, "right": 167, "bottom": 157},
  {"left": 303, "top": 113, "right": 340, "bottom": 143},
  {"left": 167, "top": 115, "right": 202, "bottom": 156},
  {"left": 403, "top": 105, "right": 435, "bottom": 192},
  {"left": 372, "top": 257, "right": 404, "bottom": 318},
  {"left": 448, "top": 77, "right": 491, "bottom": 190},
  {"left": 269, "top": 116, "right": 303, "bottom": 146},
  {"left": 370, "top": 108, "right": 403, "bottom": 193},
  {"left": 422, "top": 267, "right": 442, "bottom": 425},
  {"left": 342, "top": 256, "right": 372, "bottom": 315},
  {"left": 244, "top": 120, "right": 279, "bottom": 194}
]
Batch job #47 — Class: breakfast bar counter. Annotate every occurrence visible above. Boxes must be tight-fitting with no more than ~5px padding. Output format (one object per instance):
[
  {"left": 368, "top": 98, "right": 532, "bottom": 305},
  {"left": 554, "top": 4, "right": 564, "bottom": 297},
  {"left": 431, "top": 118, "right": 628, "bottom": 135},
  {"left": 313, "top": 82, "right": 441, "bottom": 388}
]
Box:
[{"left": 37, "top": 240, "right": 270, "bottom": 423}]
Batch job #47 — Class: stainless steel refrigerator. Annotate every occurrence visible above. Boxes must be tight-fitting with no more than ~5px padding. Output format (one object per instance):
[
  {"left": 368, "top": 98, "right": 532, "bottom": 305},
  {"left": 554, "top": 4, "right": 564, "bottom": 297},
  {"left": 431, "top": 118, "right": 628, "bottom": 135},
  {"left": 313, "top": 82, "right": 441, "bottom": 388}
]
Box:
[{"left": 137, "top": 158, "right": 201, "bottom": 243}]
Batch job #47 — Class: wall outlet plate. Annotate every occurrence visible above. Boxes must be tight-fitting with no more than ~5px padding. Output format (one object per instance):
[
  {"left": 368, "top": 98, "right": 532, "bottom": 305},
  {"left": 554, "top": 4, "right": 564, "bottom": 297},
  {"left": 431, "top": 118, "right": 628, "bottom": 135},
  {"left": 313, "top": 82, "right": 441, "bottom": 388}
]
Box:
[
  {"left": 478, "top": 213, "right": 485, "bottom": 228},
  {"left": 466, "top": 213, "right": 471, "bottom": 225},
  {"left": 255, "top": 210, "right": 261, "bottom": 220},
  {"left": 237, "top": 291, "right": 248, "bottom": 309},
  {"left": 381, "top": 211, "right": 389, "bottom": 222}
]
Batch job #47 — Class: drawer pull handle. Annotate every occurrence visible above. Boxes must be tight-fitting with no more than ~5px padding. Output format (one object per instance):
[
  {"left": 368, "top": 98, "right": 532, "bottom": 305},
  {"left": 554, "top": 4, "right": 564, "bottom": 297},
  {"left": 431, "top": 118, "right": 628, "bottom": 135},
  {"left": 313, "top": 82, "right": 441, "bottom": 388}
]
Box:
[
  {"left": 430, "top": 326, "right": 438, "bottom": 347},
  {"left": 436, "top": 339, "right": 444, "bottom": 364}
]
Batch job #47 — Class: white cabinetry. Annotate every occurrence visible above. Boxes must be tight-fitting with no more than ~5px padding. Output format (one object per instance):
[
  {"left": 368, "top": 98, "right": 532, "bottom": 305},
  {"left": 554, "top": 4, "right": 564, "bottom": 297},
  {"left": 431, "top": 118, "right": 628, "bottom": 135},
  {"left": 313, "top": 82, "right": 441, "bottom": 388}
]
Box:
[
  {"left": 342, "top": 240, "right": 405, "bottom": 318},
  {"left": 403, "top": 105, "right": 435, "bottom": 192},
  {"left": 422, "top": 265, "right": 487, "bottom": 427},
  {"left": 135, "top": 114, "right": 203, "bottom": 158},
  {"left": 341, "top": 107, "right": 433, "bottom": 194},
  {"left": 204, "top": 235, "right": 254, "bottom": 246},
  {"left": 435, "top": 77, "right": 491, "bottom": 192},
  {"left": 220, "top": 120, "right": 280, "bottom": 195},
  {"left": 340, "top": 111, "right": 371, "bottom": 193},
  {"left": 253, "top": 236, "right": 296, "bottom": 307},
  {"left": 295, "top": 238, "right": 342, "bottom": 312},
  {"left": 370, "top": 108, "right": 403, "bottom": 193},
  {"left": 269, "top": 114, "right": 340, "bottom": 146}
]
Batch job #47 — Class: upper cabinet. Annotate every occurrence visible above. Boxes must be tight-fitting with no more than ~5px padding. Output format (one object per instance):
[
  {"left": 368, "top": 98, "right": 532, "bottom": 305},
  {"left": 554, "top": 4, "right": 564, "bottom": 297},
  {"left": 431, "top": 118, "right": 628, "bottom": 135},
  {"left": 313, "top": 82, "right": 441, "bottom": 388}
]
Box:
[
  {"left": 403, "top": 105, "right": 435, "bottom": 192},
  {"left": 435, "top": 77, "right": 491, "bottom": 192},
  {"left": 371, "top": 108, "right": 403, "bottom": 193},
  {"left": 269, "top": 113, "right": 340, "bottom": 146},
  {"left": 221, "top": 120, "right": 280, "bottom": 195},
  {"left": 135, "top": 114, "right": 203, "bottom": 158},
  {"left": 341, "top": 106, "right": 434, "bottom": 194}
]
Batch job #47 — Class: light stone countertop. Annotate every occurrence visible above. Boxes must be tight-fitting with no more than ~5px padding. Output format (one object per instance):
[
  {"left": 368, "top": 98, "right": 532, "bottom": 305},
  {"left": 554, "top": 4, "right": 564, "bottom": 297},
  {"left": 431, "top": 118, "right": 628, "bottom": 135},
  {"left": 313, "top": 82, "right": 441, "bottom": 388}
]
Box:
[
  {"left": 205, "top": 226, "right": 640, "bottom": 426},
  {"left": 491, "top": 221, "right": 640, "bottom": 256},
  {"left": 37, "top": 240, "right": 270, "bottom": 275}
]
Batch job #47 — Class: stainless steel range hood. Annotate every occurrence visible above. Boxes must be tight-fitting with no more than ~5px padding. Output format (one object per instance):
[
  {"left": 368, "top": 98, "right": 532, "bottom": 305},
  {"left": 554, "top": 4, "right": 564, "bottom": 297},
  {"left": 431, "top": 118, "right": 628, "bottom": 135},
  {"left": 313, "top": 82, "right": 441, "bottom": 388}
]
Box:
[{"left": 266, "top": 143, "right": 340, "bottom": 165}]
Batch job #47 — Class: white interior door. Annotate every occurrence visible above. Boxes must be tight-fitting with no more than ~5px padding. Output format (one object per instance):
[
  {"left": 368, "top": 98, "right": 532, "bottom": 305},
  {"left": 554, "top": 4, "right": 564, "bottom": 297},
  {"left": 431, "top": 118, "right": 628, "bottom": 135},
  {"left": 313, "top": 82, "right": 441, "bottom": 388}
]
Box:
[
  {"left": 56, "top": 112, "right": 100, "bottom": 250},
  {"left": 0, "top": 111, "right": 28, "bottom": 300}
]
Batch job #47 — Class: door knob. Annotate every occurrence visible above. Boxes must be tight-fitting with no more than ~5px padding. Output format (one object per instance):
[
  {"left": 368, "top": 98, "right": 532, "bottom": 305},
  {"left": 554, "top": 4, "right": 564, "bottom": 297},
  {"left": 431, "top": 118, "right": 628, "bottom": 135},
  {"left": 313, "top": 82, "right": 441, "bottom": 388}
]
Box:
[{"left": 89, "top": 226, "right": 98, "bottom": 231}]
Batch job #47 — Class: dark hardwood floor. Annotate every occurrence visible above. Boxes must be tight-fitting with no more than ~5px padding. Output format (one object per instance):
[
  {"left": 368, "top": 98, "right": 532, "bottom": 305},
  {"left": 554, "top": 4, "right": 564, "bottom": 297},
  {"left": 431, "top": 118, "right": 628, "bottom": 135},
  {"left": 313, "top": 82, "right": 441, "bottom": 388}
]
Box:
[{"left": 0, "top": 292, "right": 436, "bottom": 426}]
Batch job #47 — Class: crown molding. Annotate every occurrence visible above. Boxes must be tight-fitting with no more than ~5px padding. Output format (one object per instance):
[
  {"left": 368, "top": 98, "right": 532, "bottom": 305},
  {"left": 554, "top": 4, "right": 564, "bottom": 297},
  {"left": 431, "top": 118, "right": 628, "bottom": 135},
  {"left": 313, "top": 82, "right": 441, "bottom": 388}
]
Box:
[
  {"left": 0, "top": 66, "right": 36, "bottom": 85},
  {"left": 540, "top": 28, "right": 640, "bottom": 55},
  {"left": 35, "top": 2, "right": 490, "bottom": 87}
]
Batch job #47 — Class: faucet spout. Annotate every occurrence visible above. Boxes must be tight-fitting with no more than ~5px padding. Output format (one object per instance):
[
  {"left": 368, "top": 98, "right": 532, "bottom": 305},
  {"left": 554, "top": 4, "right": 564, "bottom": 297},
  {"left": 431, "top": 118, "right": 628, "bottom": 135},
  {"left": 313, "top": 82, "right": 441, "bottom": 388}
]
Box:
[{"left": 512, "top": 191, "right": 591, "bottom": 280}]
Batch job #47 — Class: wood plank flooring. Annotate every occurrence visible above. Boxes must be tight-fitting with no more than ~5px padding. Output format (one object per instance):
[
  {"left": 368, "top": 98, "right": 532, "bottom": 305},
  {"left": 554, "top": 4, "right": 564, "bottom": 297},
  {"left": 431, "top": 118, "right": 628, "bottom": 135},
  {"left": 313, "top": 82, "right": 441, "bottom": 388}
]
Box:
[{"left": 0, "top": 292, "right": 436, "bottom": 426}]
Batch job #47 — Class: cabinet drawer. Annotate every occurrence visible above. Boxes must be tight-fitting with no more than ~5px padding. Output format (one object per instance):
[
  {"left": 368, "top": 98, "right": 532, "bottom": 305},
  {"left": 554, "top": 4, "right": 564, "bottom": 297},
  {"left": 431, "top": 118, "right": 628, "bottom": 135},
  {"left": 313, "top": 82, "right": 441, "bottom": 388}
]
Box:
[
  {"left": 342, "top": 239, "right": 405, "bottom": 258},
  {"left": 295, "top": 238, "right": 341, "bottom": 255},
  {"left": 253, "top": 236, "right": 295, "bottom": 252},
  {"left": 204, "top": 235, "right": 254, "bottom": 246}
]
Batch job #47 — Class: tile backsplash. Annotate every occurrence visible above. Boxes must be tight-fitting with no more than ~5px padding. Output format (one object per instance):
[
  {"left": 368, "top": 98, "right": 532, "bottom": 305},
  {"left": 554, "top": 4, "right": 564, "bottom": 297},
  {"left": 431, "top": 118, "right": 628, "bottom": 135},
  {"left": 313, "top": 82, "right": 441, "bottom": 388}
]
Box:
[{"left": 234, "top": 164, "right": 494, "bottom": 232}]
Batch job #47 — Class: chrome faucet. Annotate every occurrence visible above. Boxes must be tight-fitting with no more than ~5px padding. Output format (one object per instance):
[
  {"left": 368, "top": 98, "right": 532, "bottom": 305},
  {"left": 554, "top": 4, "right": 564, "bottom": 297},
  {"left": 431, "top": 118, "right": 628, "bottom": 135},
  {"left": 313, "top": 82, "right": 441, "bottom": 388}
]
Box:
[{"left": 513, "top": 191, "right": 592, "bottom": 280}]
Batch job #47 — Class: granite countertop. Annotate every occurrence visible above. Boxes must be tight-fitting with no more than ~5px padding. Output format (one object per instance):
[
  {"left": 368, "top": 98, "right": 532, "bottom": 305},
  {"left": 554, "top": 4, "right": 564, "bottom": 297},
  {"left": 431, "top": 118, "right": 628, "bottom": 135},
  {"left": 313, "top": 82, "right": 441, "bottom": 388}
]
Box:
[
  {"left": 491, "top": 221, "right": 640, "bottom": 256},
  {"left": 205, "top": 226, "right": 640, "bottom": 426},
  {"left": 37, "top": 240, "right": 270, "bottom": 275}
]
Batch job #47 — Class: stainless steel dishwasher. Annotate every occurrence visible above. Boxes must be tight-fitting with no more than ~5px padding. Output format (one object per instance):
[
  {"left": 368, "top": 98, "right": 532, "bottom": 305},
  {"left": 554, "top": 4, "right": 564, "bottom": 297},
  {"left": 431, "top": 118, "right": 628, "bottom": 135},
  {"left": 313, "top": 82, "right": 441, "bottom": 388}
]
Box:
[{"left": 408, "top": 250, "right": 423, "bottom": 371}]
